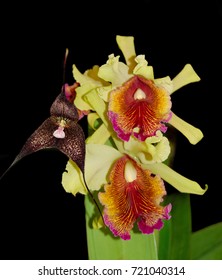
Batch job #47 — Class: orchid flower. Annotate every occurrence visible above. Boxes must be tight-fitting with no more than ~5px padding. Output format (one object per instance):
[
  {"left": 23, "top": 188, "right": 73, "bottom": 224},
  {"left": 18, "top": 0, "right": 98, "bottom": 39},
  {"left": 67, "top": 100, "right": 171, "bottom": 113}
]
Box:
[
  {"left": 62, "top": 35, "right": 207, "bottom": 240},
  {"left": 72, "top": 36, "right": 203, "bottom": 145},
  {"left": 62, "top": 130, "right": 207, "bottom": 239}
]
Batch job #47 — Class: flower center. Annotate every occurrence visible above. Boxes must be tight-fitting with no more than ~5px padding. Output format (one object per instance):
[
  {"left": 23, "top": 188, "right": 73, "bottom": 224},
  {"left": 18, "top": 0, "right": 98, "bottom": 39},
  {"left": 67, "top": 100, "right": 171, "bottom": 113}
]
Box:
[
  {"left": 124, "top": 161, "right": 137, "bottom": 182},
  {"left": 59, "top": 119, "right": 67, "bottom": 127},
  {"left": 53, "top": 126, "right": 65, "bottom": 139},
  {"left": 133, "top": 88, "right": 146, "bottom": 100}
]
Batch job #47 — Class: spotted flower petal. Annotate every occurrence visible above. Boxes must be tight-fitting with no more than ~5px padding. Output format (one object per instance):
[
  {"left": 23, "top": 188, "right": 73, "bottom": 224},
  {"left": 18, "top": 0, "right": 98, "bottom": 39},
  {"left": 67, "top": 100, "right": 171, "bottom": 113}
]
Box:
[
  {"left": 108, "top": 75, "right": 172, "bottom": 141},
  {"left": 99, "top": 155, "right": 171, "bottom": 240}
]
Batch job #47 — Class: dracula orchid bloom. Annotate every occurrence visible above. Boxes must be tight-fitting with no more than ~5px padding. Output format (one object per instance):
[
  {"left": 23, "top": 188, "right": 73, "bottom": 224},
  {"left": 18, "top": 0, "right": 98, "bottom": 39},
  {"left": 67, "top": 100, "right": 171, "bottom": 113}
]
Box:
[{"left": 62, "top": 35, "right": 207, "bottom": 240}]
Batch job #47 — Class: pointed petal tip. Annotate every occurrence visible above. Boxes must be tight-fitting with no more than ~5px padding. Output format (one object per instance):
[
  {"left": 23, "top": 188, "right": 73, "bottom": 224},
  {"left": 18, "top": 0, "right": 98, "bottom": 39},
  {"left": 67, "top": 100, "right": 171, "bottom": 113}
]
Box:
[
  {"left": 203, "top": 184, "right": 208, "bottom": 193},
  {"left": 146, "top": 163, "right": 208, "bottom": 195},
  {"left": 185, "top": 183, "right": 208, "bottom": 195}
]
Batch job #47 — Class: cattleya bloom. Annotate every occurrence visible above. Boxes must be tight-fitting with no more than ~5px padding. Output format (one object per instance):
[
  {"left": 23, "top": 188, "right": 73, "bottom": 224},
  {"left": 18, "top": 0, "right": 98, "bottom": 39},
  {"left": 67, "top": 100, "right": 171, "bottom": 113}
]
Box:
[
  {"left": 99, "top": 155, "right": 172, "bottom": 240},
  {"left": 62, "top": 133, "right": 206, "bottom": 239},
  {"left": 62, "top": 35, "right": 207, "bottom": 240},
  {"left": 72, "top": 36, "right": 203, "bottom": 145},
  {"left": 100, "top": 36, "right": 203, "bottom": 144}
]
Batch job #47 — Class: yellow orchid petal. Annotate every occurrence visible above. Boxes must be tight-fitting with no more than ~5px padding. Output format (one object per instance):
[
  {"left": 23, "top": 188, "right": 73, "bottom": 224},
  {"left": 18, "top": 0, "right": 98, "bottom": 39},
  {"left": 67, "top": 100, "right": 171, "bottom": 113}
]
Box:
[
  {"left": 74, "top": 85, "right": 93, "bottom": 111},
  {"left": 97, "top": 84, "right": 113, "bottom": 102},
  {"left": 169, "top": 112, "right": 204, "bottom": 144},
  {"left": 73, "top": 64, "right": 102, "bottom": 86},
  {"left": 139, "top": 137, "right": 170, "bottom": 164},
  {"left": 98, "top": 54, "right": 132, "bottom": 87},
  {"left": 145, "top": 130, "right": 163, "bottom": 143},
  {"left": 85, "top": 89, "right": 109, "bottom": 126},
  {"left": 62, "top": 144, "right": 123, "bottom": 194},
  {"left": 86, "top": 90, "right": 125, "bottom": 152},
  {"left": 116, "top": 35, "right": 137, "bottom": 70},
  {"left": 124, "top": 136, "right": 147, "bottom": 156},
  {"left": 124, "top": 133, "right": 170, "bottom": 164},
  {"left": 72, "top": 64, "right": 109, "bottom": 111},
  {"left": 171, "top": 64, "right": 201, "bottom": 94},
  {"left": 87, "top": 112, "right": 100, "bottom": 130},
  {"left": 62, "top": 159, "right": 87, "bottom": 196},
  {"left": 72, "top": 64, "right": 97, "bottom": 111},
  {"left": 133, "top": 55, "right": 154, "bottom": 80},
  {"left": 154, "top": 76, "right": 173, "bottom": 94},
  {"left": 85, "top": 143, "right": 122, "bottom": 191},
  {"left": 85, "top": 65, "right": 108, "bottom": 83},
  {"left": 86, "top": 123, "right": 111, "bottom": 145},
  {"left": 144, "top": 162, "right": 208, "bottom": 195}
]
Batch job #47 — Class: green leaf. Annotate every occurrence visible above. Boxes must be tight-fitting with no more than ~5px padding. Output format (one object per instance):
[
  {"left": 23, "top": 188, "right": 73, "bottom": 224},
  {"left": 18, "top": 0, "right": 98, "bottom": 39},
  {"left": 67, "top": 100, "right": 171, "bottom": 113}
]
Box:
[
  {"left": 85, "top": 194, "right": 158, "bottom": 260},
  {"left": 191, "top": 222, "right": 222, "bottom": 260},
  {"left": 158, "top": 193, "right": 192, "bottom": 259}
]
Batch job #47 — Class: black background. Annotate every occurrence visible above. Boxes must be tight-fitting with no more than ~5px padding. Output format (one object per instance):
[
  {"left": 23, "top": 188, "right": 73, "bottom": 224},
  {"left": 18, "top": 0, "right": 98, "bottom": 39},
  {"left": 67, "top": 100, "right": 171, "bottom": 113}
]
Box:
[{"left": 0, "top": 0, "right": 221, "bottom": 259}]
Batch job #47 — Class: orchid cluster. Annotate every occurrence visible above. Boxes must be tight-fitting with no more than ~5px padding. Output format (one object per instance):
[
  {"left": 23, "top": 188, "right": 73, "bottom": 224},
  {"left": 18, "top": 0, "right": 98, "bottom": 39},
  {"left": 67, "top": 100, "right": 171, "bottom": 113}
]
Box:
[{"left": 62, "top": 35, "right": 207, "bottom": 241}]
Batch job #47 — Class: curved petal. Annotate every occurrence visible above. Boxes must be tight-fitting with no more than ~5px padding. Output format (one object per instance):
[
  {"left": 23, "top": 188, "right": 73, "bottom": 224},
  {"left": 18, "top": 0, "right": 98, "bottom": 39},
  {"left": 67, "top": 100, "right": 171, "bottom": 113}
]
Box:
[
  {"left": 133, "top": 55, "right": 154, "bottom": 80},
  {"left": 85, "top": 90, "right": 125, "bottom": 152},
  {"left": 154, "top": 76, "right": 173, "bottom": 94},
  {"left": 72, "top": 64, "right": 102, "bottom": 87},
  {"left": 74, "top": 86, "right": 94, "bottom": 111},
  {"left": 138, "top": 137, "right": 170, "bottom": 164},
  {"left": 144, "top": 162, "right": 208, "bottom": 195},
  {"left": 97, "top": 84, "right": 113, "bottom": 102},
  {"left": 124, "top": 132, "right": 171, "bottom": 164},
  {"left": 62, "top": 159, "right": 87, "bottom": 195},
  {"left": 98, "top": 54, "right": 132, "bottom": 86},
  {"left": 72, "top": 65, "right": 106, "bottom": 111},
  {"left": 62, "top": 143, "right": 123, "bottom": 194},
  {"left": 169, "top": 112, "right": 204, "bottom": 144},
  {"left": 85, "top": 144, "right": 122, "bottom": 190},
  {"left": 171, "top": 64, "right": 201, "bottom": 94},
  {"left": 86, "top": 123, "right": 111, "bottom": 145},
  {"left": 87, "top": 112, "right": 100, "bottom": 130}
]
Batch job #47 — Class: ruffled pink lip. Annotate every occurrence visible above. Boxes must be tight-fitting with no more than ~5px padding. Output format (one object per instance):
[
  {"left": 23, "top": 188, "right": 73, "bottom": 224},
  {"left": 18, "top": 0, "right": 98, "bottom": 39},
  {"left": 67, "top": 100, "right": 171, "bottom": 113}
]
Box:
[
  {"left": 138, "top": 203, "right": 172, "bottom": 235},
  {"left": 99, "top": 155, "right": 172, "bottom": 240}
]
